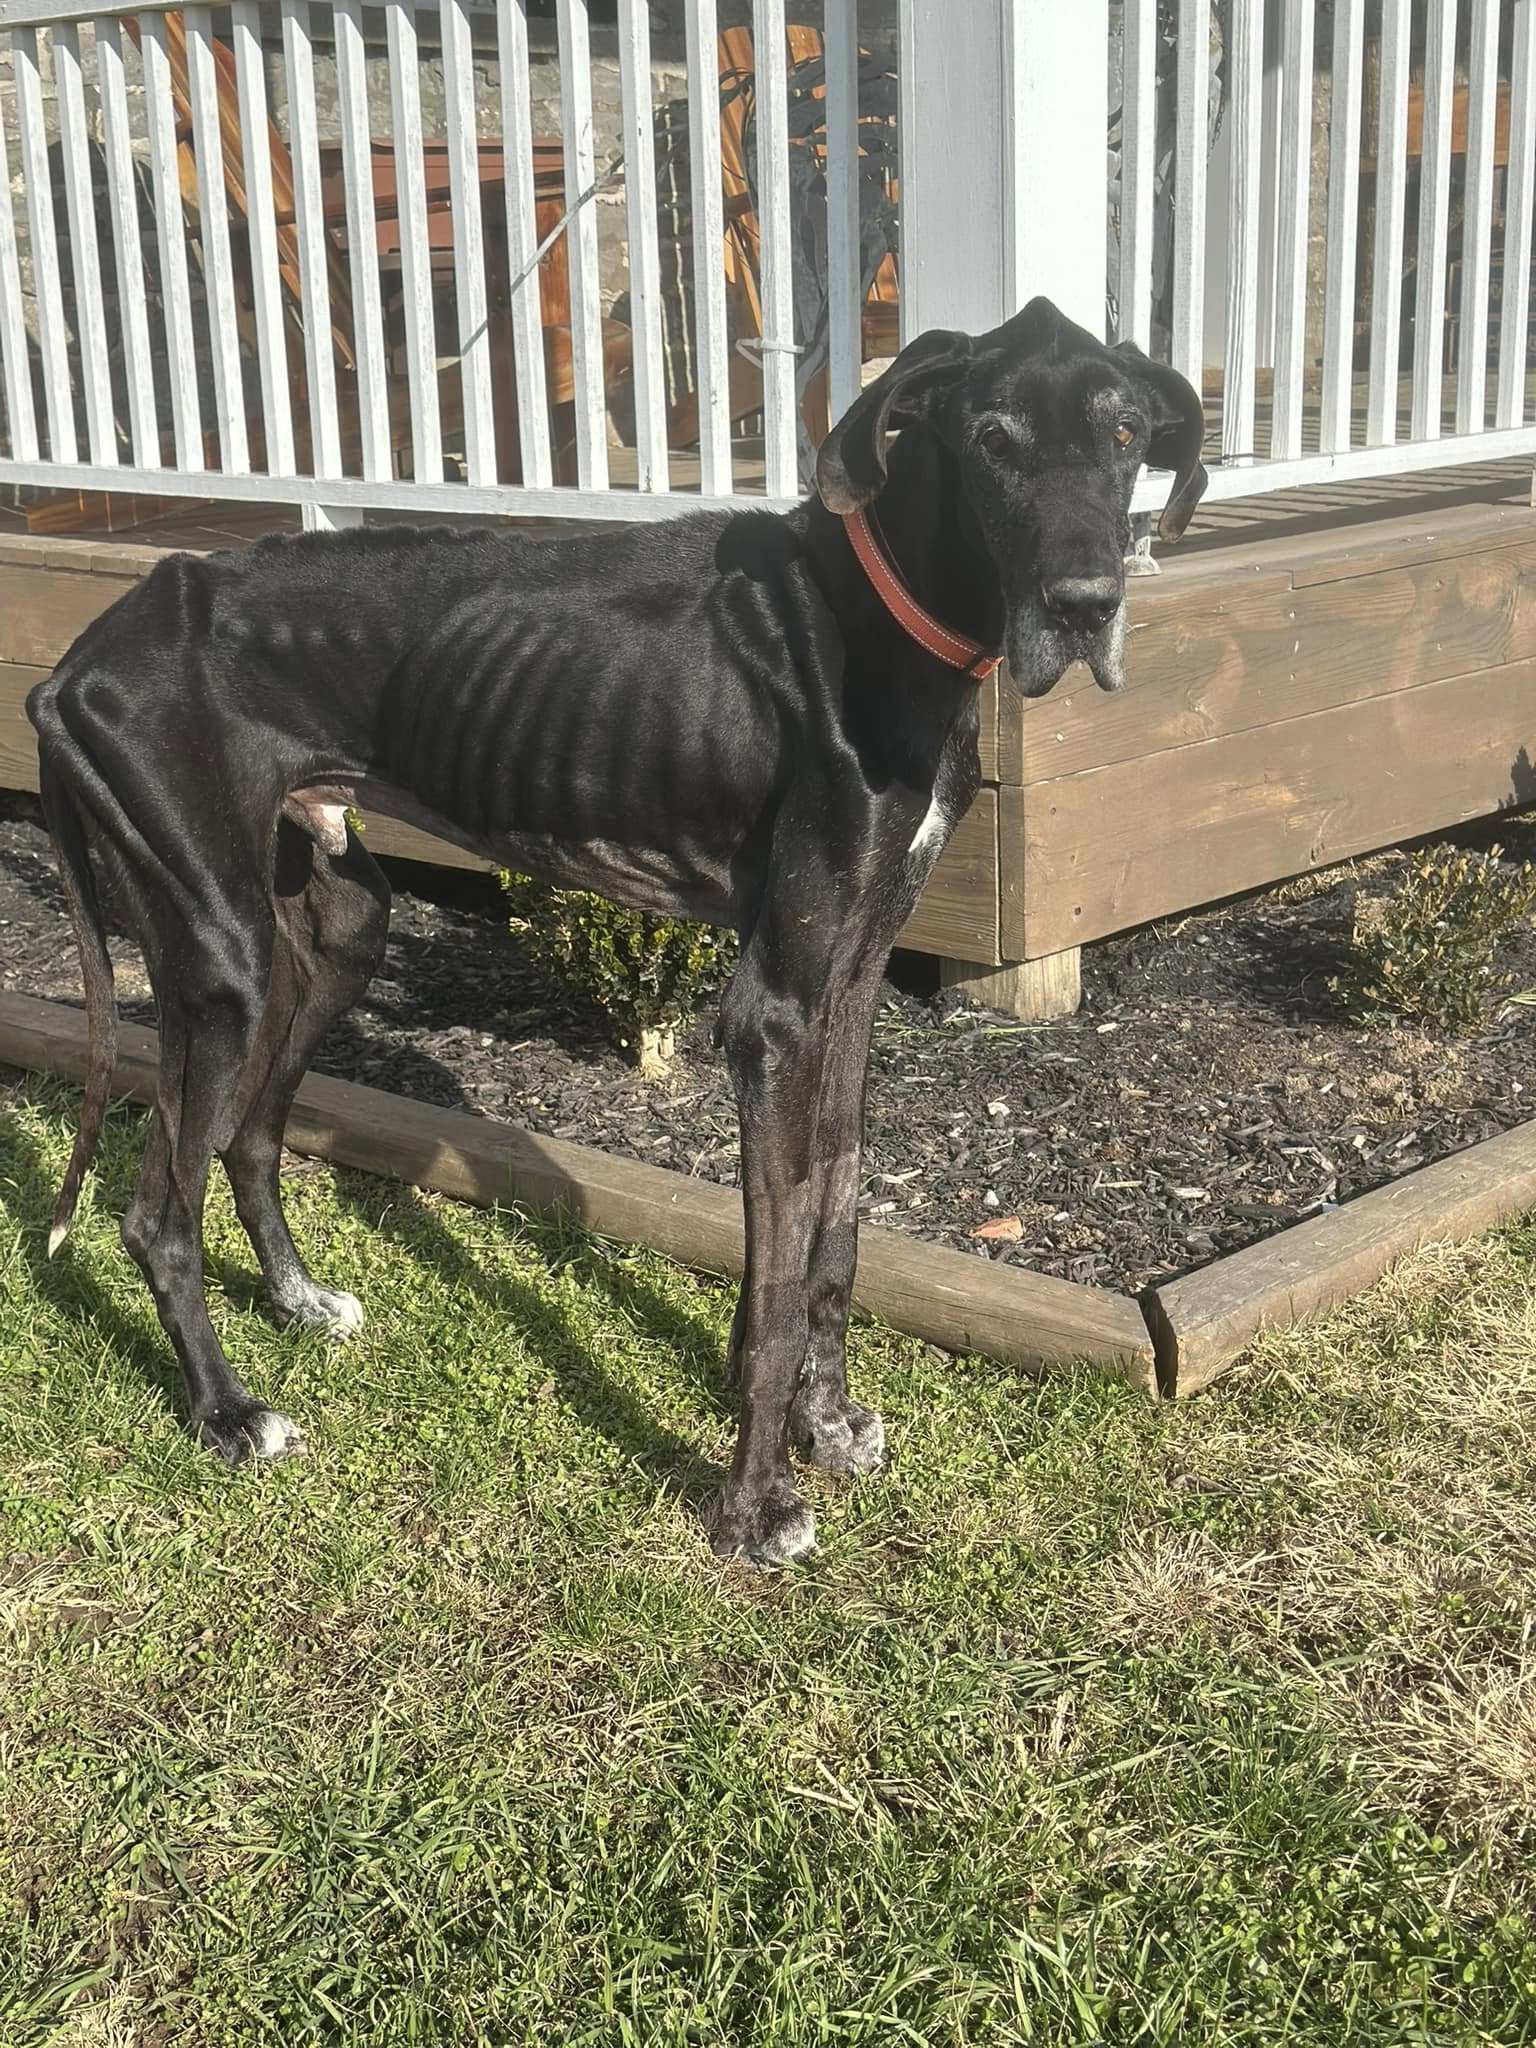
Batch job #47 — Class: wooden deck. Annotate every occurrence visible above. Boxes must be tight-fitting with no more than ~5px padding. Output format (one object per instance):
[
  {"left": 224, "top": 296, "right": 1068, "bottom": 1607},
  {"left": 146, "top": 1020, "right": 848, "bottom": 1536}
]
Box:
[{"left": 1, "top": 456, "right": 1534, "bottom": 992}]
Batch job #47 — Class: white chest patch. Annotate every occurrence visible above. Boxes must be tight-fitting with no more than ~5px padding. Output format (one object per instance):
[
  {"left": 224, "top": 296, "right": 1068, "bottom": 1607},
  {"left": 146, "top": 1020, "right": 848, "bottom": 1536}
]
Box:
[{"left": 908, "top": 795, "right": 949, "bottom": 863}]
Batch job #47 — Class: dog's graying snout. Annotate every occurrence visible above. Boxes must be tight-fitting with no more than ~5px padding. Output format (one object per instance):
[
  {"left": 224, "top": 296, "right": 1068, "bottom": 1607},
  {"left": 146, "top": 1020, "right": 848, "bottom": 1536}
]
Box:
[{"left": 1043, "top": 573, "right": 1122, "bottom": 635}]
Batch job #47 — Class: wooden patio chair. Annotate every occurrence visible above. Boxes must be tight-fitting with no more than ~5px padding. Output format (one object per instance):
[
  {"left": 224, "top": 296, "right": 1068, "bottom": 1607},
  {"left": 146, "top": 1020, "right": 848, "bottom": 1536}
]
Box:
[{"left": 666, "top": 24, "right": 901, "bottom": 457}]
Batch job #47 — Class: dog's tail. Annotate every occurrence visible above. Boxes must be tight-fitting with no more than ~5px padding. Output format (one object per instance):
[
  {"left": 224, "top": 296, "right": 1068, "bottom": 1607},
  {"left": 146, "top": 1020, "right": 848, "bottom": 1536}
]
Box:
[{"left": 37, "top": 753, "right": 117, "bottom": 1256}]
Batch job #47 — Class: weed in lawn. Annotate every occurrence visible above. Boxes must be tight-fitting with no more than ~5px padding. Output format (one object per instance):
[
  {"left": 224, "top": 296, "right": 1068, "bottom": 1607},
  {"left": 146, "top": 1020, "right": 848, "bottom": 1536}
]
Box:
[{"left": 4, "top": 1074, "right": 1536, "bottom": 2044}]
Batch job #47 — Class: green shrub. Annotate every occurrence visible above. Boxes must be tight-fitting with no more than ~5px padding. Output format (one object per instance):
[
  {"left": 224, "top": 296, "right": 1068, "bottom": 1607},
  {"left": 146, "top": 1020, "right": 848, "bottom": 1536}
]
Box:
[
  {"left": 499, "top": 870, "right": 736, "bottom": 1072},
  {"left": 1330, "top": 842, "right": 1536, "bottom": 1034}
]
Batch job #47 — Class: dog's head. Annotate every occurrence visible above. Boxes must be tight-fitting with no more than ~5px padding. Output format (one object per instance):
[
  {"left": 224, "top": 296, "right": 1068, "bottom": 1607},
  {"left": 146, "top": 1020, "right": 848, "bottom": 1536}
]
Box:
[{"left": 815, "top": 297, "right": 1207, "bottom": 697}]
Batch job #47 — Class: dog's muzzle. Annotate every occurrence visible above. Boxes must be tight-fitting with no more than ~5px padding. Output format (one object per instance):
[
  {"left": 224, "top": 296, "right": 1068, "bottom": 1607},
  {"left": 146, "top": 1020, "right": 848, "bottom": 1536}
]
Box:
[{"left": 1007, "top": 597, "right": 1128, "bottom": 698}]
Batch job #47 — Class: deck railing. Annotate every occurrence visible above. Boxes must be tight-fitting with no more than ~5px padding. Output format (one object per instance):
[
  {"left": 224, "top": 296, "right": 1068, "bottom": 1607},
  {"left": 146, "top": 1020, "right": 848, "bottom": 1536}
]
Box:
[{"left": 0, "top": 0, "right": 1533, "bottom": 534}]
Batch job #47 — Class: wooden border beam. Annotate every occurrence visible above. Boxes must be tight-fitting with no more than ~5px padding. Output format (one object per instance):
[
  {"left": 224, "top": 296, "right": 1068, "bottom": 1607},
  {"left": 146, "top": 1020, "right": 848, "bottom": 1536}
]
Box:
[{"left": 0, "top": 993, "right": 1157, "bottom": 1392}]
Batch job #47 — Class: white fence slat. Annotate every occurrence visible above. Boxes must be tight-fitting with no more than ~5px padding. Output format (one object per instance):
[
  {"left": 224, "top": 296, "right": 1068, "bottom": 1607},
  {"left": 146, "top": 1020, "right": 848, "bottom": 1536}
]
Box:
[
  {"left": 1366, "top": 0, "right": 1410, "bottom": 444},
  {"left": 141, "top": 12, "right": 203, "bottom": 469},
  {"left": 1117, "top": 0, "right": 1157, "bottom": 348},
  {"left": 1455, "top": 0, "right": 1499, "bottom": 434},
  {"left": 1222, "top": 0, "right": 1263, "bottom": 457},
  {"left": 1498, "top": 0, "right": 1536, "bottom": 429},
  {"left": 96, "top": 18, "right": 159, "bottom": 467},
  {"left": 1318, "top": 0, "right": 1363, "bottom": 454},
  {"left": 0, "top": 59, "right": 39, "bottom": 463},
  {"left": 556, "top": 0, "right": 609, "bottom": 491},
  {"left": 281, "top": 0, "right": 340, "bottom": 478},
  {"left": 752, "top": 0, "right": 798, "bottom": 496},
  {"left": 1411, "top": 0, "right": 1456, "bottom": 442},
  {"left": 185, "top": 7, "right": 249, "bottom": 474},
  {"left": 334, "top": 0, "right": 391, "bottom": 481},
  {"left": 685, "top": 0, "right": 731, "bottom": 493},
  {"left": 13, "top": 28, "right": 77, "bottom": 464},
  {"left": 385, "top": 1, "right": 444, "bottom": 483},
  {"left": 53, "top": 22, "right": 116, "bottom": 465},
  {"left": 494, "top": 0, "right": 551, "bottom": 488},
  {"left": 442, "top": 0, "right": 497, "bottom": 486},
  {"left": 231, "top": 1, "right": 295, "bottom": 476},
  {"left": 1270, "top": 0, "right": 1315, "bottom": 460},
  {"left": 1171, "top": 0, "right": 1209, "bottom": 390},
  {"left": 617, "top": 0, "right": 668, "bottom": 490},
  {"left": 824, "top": 0, "right": 861, "bottom": 424}
]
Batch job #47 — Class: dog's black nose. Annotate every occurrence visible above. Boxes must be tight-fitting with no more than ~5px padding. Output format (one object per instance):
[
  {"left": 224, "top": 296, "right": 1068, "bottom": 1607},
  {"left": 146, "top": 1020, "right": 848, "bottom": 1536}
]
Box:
[{"left": 1042, "top": 574, "right": 1121, "bottom": 634}]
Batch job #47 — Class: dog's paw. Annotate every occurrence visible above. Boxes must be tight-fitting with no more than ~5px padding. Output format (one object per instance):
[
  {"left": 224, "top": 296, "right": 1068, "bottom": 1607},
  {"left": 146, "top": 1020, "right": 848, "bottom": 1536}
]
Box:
[
  {"left": 790, "top": 1387, "right": 886, "bottom": 1476},
  {"left": 705, "top": 1484, "right": 817, "bottom": 1566},
  {"left": 194, "top": 1402, "right": 308, "bottom": 1466},
  {"left": 274, "top": 1283, "right": 365, "bottom": 1339}
]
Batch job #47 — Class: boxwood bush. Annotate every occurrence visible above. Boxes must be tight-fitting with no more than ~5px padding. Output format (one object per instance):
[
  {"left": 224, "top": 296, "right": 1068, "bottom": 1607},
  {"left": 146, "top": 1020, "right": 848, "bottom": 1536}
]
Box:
[
  {"left": 1331, "top": 842, "right": 1536, "bottom": 1034},
  {"left": 499, "top": 870, "right": 736, "bottom": 1072}
]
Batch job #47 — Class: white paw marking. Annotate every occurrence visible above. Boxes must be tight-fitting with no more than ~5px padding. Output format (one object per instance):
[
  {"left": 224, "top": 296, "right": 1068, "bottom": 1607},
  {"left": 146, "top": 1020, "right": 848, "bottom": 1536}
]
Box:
[{"left": 251, "top": 1409, "right": 307, "bottom": 1460}]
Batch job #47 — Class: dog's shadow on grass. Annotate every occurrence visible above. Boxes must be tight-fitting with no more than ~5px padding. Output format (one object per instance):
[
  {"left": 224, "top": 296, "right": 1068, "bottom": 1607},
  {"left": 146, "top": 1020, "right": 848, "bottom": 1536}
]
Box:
[
  {"left": 326, "top": 1168, "right": 731, "bottom": 1513},
  {"left": 0, "top": 1103, "right": 182, "bottom": 1409}
]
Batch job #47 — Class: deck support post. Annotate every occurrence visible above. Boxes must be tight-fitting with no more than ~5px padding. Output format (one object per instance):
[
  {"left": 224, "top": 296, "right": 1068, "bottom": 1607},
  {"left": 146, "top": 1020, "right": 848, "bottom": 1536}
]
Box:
[{"left": 939, "top": 949, "right": 1082, "bottom": 1023}]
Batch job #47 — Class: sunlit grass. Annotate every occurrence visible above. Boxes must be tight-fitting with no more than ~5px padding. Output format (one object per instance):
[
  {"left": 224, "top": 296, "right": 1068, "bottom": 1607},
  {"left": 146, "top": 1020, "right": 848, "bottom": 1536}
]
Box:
[{"left": 4, "top": 1073, "right": 1536, "bottom": 2045}]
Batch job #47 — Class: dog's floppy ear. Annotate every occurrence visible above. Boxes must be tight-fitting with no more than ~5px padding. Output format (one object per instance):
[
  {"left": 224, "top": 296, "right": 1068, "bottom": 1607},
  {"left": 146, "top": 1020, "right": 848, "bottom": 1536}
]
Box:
[
  {"left": 815, "top": 327, "right": 973, "bottom": 513},
  {"left": 1112, "top": 342, "right": 1209, "bottom": 541}
]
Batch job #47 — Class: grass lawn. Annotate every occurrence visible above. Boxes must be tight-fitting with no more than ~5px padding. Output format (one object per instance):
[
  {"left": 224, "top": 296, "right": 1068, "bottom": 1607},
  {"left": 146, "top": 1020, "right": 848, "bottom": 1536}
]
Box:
[{"left": 3, "top": 1072, "right": 1536, "bottom": 2045}]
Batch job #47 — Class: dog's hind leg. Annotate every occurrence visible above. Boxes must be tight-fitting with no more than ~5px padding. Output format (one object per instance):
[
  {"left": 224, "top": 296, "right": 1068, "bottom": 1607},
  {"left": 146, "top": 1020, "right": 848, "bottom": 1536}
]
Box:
[
  {"left": 221, "top": 819, "right": 390, "bottom": 1338},
  {"left": 119, "top": 889, "right": 308, "bottom": 1464}
]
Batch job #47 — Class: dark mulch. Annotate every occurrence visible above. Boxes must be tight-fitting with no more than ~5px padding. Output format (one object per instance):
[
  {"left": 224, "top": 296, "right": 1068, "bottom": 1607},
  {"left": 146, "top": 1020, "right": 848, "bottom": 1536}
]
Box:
[{"left": 2, "top": 791, "right": 1533, "bottom": 1295}]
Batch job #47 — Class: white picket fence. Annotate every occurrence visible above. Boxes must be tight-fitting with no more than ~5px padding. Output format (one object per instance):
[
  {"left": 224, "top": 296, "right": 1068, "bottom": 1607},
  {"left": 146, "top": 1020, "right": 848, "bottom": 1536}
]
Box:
[{"left": 0, "top": 0, "right": 1533, "bottom": 533}]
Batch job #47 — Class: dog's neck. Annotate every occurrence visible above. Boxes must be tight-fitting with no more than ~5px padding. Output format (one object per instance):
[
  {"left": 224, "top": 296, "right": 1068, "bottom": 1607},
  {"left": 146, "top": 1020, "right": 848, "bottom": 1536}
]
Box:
[{"left": 861, "top": 429, "right": 1005, "bottom": 656}]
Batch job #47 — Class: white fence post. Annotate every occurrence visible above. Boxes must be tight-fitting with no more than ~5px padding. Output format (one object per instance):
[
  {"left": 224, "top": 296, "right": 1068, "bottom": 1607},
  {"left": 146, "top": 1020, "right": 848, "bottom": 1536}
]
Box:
[{"left": 899, "top": 0, "right": 1106, "bottom": 342}]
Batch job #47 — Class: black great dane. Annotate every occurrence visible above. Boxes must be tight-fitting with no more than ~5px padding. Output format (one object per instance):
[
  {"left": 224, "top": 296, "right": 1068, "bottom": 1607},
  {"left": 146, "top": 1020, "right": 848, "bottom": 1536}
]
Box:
[{"left": 29, "top": 298, "right": 1205, "bottom": 1563}]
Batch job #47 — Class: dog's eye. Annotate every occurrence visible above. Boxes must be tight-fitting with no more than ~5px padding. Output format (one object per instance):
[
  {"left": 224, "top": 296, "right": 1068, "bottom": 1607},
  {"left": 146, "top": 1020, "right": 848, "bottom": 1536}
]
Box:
[
  {"left": 979, "top": 423, "right": 1013, "bottom": 458},
  {"left": 1114, "top": 421, "right": 1137, "bottom": 448}
]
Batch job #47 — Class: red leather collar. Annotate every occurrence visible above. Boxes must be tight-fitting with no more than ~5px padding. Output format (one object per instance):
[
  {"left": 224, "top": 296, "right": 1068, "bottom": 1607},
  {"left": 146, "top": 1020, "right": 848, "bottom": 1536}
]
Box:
[{"left": 843, "top": 505, "right": 1001, "bottom": 679}]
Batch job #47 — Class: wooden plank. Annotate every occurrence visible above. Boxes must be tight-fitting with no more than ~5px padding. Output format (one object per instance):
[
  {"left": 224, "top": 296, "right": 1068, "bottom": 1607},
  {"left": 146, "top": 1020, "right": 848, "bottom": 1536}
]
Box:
[
  {"left": 0, "top": 564, "right": 144, "bottom": 667},
  {"left": 1145, "top": 1118, "right": 1536, "bottom": 1396},
  {"left": 0, "top": 991, "right": 1156, "bottom": 1387},
  {"left": 1014, "top": 540, "right": 1536, "bottom": 784},
  {"left": 280, "top": 0, "right": 341, "bottom": 479},
  {"left": 823, "top": 0, "right": 861, "bottom": 424},
  {"left": 141, "top": 12, "right": 204, "bottom": 471},
  {"left": 0, "top": 664, "right": 47, "bottom": 791},
  {"left": 1019, "top": 654, "right": 1536, "bottom": 957}
]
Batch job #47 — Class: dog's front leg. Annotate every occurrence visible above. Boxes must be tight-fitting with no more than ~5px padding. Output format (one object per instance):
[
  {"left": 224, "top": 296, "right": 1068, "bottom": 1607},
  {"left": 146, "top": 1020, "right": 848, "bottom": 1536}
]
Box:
[
  {"left": 790, "top": 965, "right": 888, "bottom": 1477},
  {"left": 706, "top": 958, "right": 823, "bottom": 1564}
]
